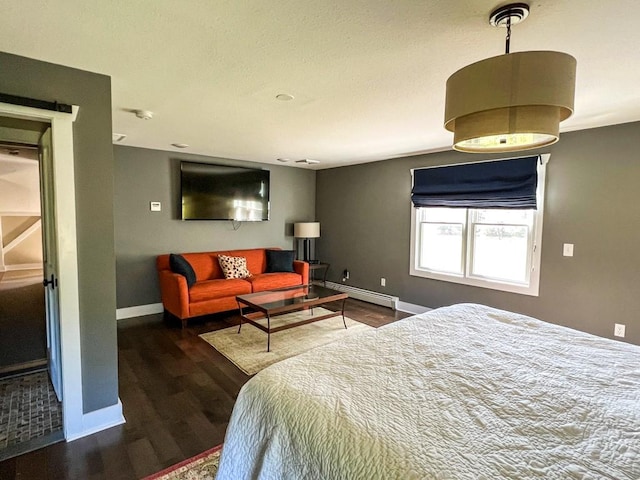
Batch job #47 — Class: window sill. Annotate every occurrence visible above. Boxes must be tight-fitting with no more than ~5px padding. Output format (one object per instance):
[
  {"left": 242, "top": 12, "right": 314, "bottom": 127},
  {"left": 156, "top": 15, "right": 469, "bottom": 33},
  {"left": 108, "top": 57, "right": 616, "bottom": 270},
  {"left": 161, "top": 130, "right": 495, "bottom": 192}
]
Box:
[{"left": 409, "top": 267, "right": 539, "bottom": 297}]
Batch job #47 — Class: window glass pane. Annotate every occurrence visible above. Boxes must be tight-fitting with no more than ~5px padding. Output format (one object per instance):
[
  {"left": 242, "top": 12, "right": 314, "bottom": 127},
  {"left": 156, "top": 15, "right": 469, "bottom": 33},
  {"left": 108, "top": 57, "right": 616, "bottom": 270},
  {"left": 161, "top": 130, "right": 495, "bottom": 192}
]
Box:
[
  {"left": 420, "top": 207, "right": 466, "bottom": 223},
  {"left": 472, "top": 224, "right": 529, "bottom": 282},
  {"left": 419, "top": 223, "right": 463, "bottom": 274},
  {"left": 473, "top": 209, "right": 533, "bottom": 225}
]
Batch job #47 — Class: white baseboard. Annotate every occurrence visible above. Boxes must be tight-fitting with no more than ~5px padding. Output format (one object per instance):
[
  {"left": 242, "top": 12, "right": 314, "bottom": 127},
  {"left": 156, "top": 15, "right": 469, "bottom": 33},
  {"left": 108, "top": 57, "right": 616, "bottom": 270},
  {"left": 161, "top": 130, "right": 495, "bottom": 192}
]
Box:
[
  {"left": 66, "top": 399, "right": 125, "bottom": 442},
  {"left": 396, "top": 301, "right": 432, "bottom": 315},
  {"left": 325, "top": 281, "right": 399, "bottom": 309},
  {"left": 116, "top": 303, "right": 164, "bottom": 320},
  {"left": 2, "top": 263, "right": 42, "bottom": 271},
  {"left": 115, "top": 298, "right": 433, "bottom": 319}
]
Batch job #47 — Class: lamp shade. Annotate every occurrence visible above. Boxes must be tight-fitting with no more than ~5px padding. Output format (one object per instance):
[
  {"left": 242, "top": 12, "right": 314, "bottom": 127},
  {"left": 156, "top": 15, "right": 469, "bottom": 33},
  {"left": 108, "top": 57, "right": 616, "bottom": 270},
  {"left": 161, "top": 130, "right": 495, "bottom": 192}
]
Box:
[
  {"left": 444, "top": 51, "right": 576, "bottom": 153},
  {"left": 294, "top": 222, "right": 320, "bottom": 238}
]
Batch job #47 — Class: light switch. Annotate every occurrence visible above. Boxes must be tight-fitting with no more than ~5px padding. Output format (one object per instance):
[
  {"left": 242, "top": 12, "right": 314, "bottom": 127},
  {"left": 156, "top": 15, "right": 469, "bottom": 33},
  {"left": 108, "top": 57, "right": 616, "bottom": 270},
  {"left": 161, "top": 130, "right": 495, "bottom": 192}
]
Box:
[
  {"left": 150, "top": 201, "right": 161, "bottom": 212},
  {"left": 563, "top": 243, "right": 574, "bottom": 257}
]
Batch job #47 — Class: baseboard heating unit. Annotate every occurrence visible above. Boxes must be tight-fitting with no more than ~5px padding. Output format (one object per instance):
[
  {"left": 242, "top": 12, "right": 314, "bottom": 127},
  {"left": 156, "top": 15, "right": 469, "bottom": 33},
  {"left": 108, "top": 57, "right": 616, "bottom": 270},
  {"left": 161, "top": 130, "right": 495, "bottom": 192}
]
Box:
[{"left": 324, "top": 281, "right": 399, "bottom": 309}]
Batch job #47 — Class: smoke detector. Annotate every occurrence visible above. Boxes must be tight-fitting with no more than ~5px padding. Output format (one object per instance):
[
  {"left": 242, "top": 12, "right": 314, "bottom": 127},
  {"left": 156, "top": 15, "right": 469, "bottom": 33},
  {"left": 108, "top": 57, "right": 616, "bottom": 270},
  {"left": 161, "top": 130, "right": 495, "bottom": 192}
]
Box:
[
  {"left": 134, "top": 109, "right": 153, "bottom": 120},
  {"left": 295, "top": 159, "right": 320, "bottom": 165}
]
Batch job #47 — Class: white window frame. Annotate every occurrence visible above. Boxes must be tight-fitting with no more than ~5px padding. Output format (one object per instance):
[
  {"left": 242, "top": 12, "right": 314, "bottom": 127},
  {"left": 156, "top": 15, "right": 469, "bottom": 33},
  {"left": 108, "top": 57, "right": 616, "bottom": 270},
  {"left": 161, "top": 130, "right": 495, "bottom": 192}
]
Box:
[{"left": 409, "top": 154, "right": 549, "bottom": 296}]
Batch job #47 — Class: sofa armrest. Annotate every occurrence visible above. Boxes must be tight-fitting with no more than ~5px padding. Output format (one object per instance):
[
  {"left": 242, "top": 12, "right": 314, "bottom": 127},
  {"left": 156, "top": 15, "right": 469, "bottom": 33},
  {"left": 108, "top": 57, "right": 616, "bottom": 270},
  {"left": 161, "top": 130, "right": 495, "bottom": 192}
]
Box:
[
  {"left": 293, "top": 260, "right": 309, "bottom": 285},
  {"left": 159, "top": 270, "right": 190, "bottom": 319}
]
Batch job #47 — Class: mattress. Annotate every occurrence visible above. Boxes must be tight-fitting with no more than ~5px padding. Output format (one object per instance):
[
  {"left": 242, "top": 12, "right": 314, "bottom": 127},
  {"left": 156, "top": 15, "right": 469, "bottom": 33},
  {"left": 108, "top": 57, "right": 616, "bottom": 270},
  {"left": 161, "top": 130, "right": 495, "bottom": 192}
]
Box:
[{"left": 216, "top": 303, "right": 640, "bottom": 479}]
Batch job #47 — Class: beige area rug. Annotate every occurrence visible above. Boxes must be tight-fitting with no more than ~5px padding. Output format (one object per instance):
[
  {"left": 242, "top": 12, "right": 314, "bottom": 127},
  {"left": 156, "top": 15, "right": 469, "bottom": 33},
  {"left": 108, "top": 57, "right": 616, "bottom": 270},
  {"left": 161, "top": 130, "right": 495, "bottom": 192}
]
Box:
[{"left": 199, "top": 307, "right": 373, "bottom": 375}]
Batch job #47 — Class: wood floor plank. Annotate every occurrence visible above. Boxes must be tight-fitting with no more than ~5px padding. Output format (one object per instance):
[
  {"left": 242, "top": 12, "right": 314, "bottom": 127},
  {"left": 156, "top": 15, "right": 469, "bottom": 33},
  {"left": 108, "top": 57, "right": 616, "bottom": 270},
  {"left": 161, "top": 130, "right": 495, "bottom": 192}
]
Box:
[
  {"left": 12, "top": 448, "right": 46, "bottom": 479},
  {"left": 126, "top": 438, "right": 160, "bottom": 479},
  {"left": 94, "top": 426, "right": 137, "bottom": 480},
  {"left": 141, "top": 420, "right": 184, "bottom": 465}
]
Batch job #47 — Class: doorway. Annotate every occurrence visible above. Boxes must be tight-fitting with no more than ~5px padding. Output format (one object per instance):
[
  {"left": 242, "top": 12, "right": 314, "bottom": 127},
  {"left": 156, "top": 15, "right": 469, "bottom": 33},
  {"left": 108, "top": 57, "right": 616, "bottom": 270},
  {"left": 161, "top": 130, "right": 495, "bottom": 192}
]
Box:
[
  {"left": 0, "top": 119, "right": 64, "bottom": 459},
  {"left": 0, "top": 100, "right": 88, "bottom": 446}
]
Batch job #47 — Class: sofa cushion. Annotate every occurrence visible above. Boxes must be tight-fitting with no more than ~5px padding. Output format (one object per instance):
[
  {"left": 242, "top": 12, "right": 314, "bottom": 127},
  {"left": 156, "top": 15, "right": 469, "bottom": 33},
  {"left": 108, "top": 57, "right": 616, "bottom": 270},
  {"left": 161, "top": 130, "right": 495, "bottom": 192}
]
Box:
[
  {"left": 246, "top": 272, "right": 303, "bottom": 292},
  {"left": 169, "top": 254, "right": 196, "bottom": 288},
  {"left": 266, "top": 249, "right": 295, "bottom": 273},
  {"left": 189, "top": 278, "right": 252, "bottom": 303},
  {"left": 183, "top": 253, "right": 224, "bottom": 281},
  {"left": 218, "top": 255, "right": 252, "bottom": 279}
]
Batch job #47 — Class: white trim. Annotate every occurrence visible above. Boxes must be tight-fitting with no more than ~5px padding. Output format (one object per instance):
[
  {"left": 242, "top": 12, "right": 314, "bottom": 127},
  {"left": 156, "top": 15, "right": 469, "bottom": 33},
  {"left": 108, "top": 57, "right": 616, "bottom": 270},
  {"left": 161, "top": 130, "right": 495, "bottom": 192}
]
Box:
[
  {"left": 66, "top": 399, "right": 125, "bottom": 442},
  {"left": 116, "top": 295, "right": 427, "bottom": 320},
  {"left": 0, "top": 102, "right": 86, "bottom": 441},
  {"left": 396, "top": 301, "right": 432, "bottom": 315},
  {"left": 116, "top": 302, "right": 164, "bottom": 320},
  {"left": 0, "top": 211, "right": 41, "bottom": 216},
  {"left": 324, "top": 281, "right": 399, "bottom": 309},
  {"left": 2, "top": 262, "right": 42, "bottom": 271},
  {"left": 2, "top": 218, "right": 41, "bottom": 254}
]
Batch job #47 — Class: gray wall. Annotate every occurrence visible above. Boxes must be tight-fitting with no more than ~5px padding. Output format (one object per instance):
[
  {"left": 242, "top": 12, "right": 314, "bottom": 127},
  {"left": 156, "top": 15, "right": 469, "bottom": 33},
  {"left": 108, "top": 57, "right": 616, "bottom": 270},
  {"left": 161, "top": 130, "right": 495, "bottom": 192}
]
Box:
[
  {"left": 317, "top": 122, "right": 640, "bottom": 345},
  {"left": 114, "top": 146, "right": 316, "bottom": 308},
  {"left": 0, "top": 52, "right": 118, "bottom": 412}
]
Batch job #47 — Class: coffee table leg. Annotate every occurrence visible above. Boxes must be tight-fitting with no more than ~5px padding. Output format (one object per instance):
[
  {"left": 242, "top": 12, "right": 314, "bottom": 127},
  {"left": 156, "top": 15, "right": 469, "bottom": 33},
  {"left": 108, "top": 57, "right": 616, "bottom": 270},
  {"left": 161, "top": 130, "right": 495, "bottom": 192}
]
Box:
[
  {"left": 237, "top": 302, "right": 243, "bottom": 333},
  {"left": 267, "top": 312, "right": 271, "bottom": 352},
  {"left": 341, "top": 298, "right": 347, "bottom": 329}
]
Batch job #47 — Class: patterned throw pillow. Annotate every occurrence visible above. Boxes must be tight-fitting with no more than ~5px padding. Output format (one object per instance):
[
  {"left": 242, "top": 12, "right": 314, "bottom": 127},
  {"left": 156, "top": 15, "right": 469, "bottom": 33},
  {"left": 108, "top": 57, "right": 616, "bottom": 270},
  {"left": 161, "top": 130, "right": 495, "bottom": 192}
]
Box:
[{"left": 218, "top": 255, "right": 251, "bottom": 279}]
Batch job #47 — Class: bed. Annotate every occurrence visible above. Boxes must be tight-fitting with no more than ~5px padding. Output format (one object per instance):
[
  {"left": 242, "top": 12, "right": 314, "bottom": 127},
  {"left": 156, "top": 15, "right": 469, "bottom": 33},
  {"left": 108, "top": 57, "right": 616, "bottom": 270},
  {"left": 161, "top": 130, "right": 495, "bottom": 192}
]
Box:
[{"left": 216, "top": 303, "right": 640, "bottom": 479}]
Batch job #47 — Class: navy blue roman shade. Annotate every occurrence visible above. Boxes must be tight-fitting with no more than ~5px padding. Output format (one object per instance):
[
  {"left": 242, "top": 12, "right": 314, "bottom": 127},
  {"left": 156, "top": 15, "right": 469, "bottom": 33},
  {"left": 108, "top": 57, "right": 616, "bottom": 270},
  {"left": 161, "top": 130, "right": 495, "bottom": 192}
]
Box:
[{"left": 411, "top": 156, "right": 539, "bottom": 209}]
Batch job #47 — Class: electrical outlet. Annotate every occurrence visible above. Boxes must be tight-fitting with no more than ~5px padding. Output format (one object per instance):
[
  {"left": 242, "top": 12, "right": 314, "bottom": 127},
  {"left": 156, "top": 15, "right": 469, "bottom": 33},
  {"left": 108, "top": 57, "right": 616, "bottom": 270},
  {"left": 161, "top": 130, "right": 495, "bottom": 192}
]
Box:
[
  {"left": 380, "top": 277, "right": 386, "bottom": 287},
  {"left": 614, "top": 324, "right": 626, "bottom": 338}
]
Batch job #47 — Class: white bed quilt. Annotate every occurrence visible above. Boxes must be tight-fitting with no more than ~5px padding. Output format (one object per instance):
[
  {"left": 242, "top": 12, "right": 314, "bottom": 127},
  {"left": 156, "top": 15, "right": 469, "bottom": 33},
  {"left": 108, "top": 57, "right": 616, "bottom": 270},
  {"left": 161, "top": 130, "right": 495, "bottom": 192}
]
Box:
[{"left": 216, "top": 303, "right": 640, "bottom": 479}]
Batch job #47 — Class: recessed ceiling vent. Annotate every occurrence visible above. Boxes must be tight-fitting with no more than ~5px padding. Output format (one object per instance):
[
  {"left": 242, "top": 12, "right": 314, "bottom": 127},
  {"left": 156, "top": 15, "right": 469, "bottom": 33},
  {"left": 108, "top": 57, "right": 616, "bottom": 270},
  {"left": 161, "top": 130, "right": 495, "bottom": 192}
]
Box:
[{"left": 295, "top": 159, "right": 320, "bottom": 165}]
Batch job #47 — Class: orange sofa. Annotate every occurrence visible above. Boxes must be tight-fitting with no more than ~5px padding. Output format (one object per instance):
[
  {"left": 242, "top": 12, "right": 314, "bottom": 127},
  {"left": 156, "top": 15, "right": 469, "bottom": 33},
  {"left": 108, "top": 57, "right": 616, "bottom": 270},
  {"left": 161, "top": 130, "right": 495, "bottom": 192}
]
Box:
[{"left": 157, "top": 248, "right": 309, "bottom": 328}]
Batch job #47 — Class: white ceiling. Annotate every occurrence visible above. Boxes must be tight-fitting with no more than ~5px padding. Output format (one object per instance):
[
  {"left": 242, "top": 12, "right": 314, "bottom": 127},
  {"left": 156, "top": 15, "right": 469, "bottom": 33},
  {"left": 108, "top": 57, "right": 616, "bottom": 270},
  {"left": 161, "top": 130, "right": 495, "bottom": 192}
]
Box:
[{"left": 1, "top": 1, "right": 639, "bottom": 169}]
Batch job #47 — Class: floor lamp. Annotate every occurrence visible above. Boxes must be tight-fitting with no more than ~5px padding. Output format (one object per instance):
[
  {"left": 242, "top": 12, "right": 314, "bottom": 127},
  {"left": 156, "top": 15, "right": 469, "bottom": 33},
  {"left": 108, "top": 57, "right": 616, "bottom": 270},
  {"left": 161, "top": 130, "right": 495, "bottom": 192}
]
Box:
[{"left": 294, "top": 222, "right": 320, "bottom": 262}]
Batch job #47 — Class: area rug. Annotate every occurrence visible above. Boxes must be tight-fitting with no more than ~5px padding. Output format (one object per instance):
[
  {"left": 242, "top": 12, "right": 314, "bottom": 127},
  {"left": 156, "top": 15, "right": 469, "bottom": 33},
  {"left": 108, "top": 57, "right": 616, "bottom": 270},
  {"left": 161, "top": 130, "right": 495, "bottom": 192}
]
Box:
[
  {"left": 199, "top": 307, "right": 373, "bottom": 375},
  {"left": 143, "top": 444, "right": 222, "bottom": 480}
]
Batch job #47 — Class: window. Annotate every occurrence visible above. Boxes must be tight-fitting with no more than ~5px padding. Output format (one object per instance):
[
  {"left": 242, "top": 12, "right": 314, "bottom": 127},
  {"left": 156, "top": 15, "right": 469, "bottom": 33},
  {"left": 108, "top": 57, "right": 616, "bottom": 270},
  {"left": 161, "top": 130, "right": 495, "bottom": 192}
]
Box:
[{"left": 410, "top": 156, "right": 547, "bottom": 296}]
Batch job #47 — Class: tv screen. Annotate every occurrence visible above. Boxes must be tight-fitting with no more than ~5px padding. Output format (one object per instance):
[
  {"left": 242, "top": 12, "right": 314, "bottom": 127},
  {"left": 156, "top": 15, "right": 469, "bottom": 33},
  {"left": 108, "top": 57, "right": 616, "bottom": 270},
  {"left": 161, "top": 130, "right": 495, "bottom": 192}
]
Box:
[{"left": 180, "top": 161, "right": 270, "bottom": 221}]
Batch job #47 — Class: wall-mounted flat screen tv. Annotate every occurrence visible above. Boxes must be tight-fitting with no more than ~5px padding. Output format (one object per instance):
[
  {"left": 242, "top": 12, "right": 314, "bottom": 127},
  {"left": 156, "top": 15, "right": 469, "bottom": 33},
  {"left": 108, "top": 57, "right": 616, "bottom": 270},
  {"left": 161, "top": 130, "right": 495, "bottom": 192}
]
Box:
[{"left": 180, "top": 161, "right": 270, "bottom": 221}]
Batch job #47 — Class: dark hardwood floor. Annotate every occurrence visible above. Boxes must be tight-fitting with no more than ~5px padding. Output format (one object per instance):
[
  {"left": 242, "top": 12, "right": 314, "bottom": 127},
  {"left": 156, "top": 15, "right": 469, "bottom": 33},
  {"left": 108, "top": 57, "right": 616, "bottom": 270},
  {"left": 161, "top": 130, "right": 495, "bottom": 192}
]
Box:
[{"left": 0, "top": 299, "right": 410, "bottom": 480}]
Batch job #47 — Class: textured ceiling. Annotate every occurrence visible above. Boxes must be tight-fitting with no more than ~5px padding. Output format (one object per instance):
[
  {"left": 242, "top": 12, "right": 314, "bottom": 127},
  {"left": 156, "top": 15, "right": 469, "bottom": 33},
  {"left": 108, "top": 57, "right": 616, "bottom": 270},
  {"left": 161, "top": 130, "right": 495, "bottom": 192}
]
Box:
[{"left": 1, "top": 1, "right": 639, "bottom": 169}]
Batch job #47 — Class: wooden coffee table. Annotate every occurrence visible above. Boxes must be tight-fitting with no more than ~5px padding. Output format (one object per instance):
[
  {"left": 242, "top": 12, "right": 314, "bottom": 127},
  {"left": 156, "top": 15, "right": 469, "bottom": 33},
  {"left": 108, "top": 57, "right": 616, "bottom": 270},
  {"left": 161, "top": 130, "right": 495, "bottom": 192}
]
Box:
[{"left": 236, "top": 284, "right": 348, "bottom": 352}]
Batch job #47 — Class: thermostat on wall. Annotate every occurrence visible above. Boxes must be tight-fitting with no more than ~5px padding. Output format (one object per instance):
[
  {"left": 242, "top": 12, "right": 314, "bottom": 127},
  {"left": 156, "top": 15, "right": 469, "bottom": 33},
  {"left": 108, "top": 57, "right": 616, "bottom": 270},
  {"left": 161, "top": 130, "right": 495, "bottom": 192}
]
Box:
[{"left": 150, "top": 201, "right": 161, "bottom": 212}]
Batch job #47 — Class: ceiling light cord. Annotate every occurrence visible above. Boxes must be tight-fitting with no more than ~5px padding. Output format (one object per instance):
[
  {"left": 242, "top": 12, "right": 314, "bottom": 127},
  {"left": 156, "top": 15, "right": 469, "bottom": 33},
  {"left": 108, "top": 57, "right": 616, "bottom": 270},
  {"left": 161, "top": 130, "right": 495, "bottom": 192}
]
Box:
[{"left": 505, "top": 17, "right": 512, "bottom": 54}]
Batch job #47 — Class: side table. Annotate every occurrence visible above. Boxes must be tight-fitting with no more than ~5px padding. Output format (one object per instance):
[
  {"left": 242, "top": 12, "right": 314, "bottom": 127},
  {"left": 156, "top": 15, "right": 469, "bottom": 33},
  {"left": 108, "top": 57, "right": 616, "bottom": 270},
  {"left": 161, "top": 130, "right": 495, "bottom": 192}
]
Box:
[{"left": 308, "top": 262, "right": 329, "bottom": 286}]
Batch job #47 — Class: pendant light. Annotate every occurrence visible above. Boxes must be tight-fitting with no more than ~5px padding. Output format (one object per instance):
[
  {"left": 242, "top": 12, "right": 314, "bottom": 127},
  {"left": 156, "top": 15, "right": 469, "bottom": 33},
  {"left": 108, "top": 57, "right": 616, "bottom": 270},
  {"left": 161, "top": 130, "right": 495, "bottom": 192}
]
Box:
[{"left": 444, "top": 3, "right": 576, "bottom": 153}]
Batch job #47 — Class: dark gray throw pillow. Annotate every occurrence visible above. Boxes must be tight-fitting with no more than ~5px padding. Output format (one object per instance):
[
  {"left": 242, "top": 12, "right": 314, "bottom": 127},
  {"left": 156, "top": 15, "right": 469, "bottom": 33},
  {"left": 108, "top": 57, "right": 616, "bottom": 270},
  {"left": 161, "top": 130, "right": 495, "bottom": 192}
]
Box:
[
  {"left": 169, "top": 254, "right": 196, "bottom": 288},
  {"left": 266, "top": 250, "right": 295, "bottom": 273}
]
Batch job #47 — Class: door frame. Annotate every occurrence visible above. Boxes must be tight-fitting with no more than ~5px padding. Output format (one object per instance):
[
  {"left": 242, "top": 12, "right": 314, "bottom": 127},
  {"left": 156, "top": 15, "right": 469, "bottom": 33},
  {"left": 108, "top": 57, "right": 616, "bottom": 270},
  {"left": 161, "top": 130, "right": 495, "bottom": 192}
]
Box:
[{"left": 0, "top": 101, "right": 84, "bottom": 439}]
